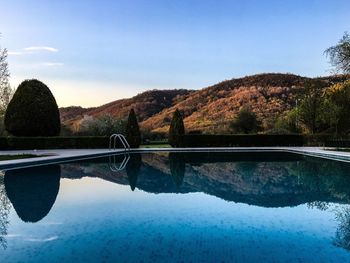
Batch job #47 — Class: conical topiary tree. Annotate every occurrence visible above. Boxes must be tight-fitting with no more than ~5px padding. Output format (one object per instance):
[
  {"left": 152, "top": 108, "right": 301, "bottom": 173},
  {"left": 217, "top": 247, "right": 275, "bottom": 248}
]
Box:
[
  {"left": 4, "top": 79, "right": 60, "bottom": 136},
  {"left": 125, "top": 108, "right": 141, "bottom": 148},
  {"left": 168, "top": 109, "right": 185, "bottom": 147}
]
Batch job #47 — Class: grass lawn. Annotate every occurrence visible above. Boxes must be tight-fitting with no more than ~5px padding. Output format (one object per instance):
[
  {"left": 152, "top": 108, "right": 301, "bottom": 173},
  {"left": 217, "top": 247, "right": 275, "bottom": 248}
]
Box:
[{"left": 0, "top": 154, "right": 40, "bottom": 161}]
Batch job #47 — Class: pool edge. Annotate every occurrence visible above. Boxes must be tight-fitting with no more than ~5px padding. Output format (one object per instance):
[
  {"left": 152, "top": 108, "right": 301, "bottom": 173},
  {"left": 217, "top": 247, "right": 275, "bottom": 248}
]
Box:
[{"left": 0, "top": 147, "right": 350, "bottom": 170}]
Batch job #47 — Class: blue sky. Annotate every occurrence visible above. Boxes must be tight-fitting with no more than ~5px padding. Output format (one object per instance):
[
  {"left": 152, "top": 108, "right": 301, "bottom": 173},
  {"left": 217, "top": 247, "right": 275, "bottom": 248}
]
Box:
[{"left": 1, "top": 0, "right": 349, "bottom": 107}]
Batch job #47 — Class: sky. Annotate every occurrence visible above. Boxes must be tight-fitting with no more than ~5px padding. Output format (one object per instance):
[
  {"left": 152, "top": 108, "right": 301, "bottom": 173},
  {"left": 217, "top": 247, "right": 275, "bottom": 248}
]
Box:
[{"left": 1, "top": 0, "right": 349, "bottom": 107}]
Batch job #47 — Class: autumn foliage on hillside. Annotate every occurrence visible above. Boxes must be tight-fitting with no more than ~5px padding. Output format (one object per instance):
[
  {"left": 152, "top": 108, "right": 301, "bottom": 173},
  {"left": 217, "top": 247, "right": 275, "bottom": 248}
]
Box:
[
  {"left": 60, "top": 73, "right": 350, "bottom": 134},
  {"left": 60, "top": 89, "right": 193, "bottom": 132}
]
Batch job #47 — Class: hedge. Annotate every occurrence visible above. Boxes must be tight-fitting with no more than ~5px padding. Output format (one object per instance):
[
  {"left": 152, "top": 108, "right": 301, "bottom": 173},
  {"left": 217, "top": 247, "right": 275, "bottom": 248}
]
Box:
[
  {"left": 178, "top": 134, "right": 304, "bottom": 147},
  {"left": 303, "top": 134, "right": 335, "bottom": 146},
  {"left": 0, "top": 134, "right": 342, "bottom": 150},
  {"left": 0, "top": 136, "right": 125, "bottom": 150},
  {"left": 325, "top": 139, "right": 350, "bottom": 148}
]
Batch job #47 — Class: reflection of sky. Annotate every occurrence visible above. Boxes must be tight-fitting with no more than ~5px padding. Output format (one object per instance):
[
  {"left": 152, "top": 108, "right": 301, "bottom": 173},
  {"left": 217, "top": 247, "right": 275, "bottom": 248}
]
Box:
[
  {"left": 58, "top": 178, "right": 134, "bottom": 203},
  {"left": 1, "top": 177, "right": 350, "bottom": 262}
]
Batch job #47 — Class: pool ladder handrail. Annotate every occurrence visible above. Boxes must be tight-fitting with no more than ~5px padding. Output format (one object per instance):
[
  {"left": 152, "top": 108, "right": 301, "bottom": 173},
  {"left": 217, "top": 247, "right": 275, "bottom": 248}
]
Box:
[
  {"left": 109, "top": 153, "right": 130, "bottom": 172},
  {"left": 109, "top": 134, "right": 130, "bottom": 151}
]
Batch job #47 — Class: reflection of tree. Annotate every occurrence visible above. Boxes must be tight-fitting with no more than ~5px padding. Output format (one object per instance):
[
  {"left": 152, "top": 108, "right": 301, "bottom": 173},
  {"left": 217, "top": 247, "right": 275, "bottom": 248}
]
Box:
[
  {"left": 334, "top": 207, "right": 350, "bottom": 250},
  {"left": 296, "top": 157, "right": 350, "bottom": 203},
  {"left": 0, "top": 172, "right": 10, "bottom": 250},
  {"left": 4, "top": 165, "right": 61, "bottom": 223},
  {"left": 61, "top": 152, "right": 350, "bottom": 207},
  {"left": 169, "top": 152, "right": 185, "bottom": 187},
  {"left": 235, "top": 162, "right": 258, "bottom": 179},
  {"left": 307, "top": 201, "right": 329, "bottom": 211},
  {"left": 126, "top": 154, "right": 142, "bottom": 191}
]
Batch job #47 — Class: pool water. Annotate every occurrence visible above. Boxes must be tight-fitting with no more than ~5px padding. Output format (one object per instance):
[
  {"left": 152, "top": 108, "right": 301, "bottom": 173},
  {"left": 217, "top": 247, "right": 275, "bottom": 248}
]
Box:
[{"left": 1, "top": 151, "right": 350, "bottom": 262}]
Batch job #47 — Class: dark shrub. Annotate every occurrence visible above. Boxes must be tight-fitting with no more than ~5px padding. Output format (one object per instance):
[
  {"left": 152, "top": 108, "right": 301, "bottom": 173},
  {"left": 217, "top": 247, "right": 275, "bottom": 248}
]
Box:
[
  {"left": 141, "top": 130, "right": 167, "bottom": 143},
  {"left": 180, "top": 134, "right": 304, "bottom": 147},
  {"left": 168, "top": 109, "right": 185, "bottom": 147},
  {"left": 325, "top": 138, "right": 350, "bottom": 148},
  {"left": 125, "top": 109, "right": 141, "bottom": 148},
  {"left": 231, "top": 107, "right": 260, "bottom": 134},
  {"left": 4, "top": 79, "right": 60, "bottom": 136},
  {"left": 188, "top": 130, "right": 202, "bottom": 135},
  {"left": 0, "top": 136, "right": 122, "bottom": 150}
]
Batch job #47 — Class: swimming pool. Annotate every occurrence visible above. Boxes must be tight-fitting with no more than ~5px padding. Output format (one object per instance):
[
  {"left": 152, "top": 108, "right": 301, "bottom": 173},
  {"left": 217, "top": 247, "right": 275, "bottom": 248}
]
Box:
[{"left": 0, "top": 151, "right": 350, "bottom": 262}]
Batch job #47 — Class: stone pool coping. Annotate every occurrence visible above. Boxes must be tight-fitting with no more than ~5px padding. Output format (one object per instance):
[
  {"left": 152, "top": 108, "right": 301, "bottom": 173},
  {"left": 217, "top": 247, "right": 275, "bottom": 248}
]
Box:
[{"left": 0, "top": 147, "right": 349, "bottom": 170}]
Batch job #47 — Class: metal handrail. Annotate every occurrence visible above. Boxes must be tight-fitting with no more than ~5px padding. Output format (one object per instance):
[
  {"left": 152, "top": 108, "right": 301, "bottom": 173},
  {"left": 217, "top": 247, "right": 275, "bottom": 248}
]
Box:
[
  {"left": 109, "top": 134, "right": 130, "bottom": 151},
  {"left": 109, "top": 153, "right": 130, "bottom": 172}
]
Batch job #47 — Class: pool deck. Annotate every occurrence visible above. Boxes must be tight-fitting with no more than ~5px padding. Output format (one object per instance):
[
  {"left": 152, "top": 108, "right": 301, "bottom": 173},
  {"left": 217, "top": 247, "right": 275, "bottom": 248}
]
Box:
[{"left": 0, "top": 147, "right": 349, "bottom": 170}]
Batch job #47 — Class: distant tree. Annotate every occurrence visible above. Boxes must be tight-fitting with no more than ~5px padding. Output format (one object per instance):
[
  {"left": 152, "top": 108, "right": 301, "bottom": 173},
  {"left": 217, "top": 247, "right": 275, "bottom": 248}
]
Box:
[
  {"left": 168, "top": 109, "right": 185, "bottom": 147},
  {"left": 78, "top": 114, "right": 126, "bottom": 136},
  {"left": 0, "top": 34, "right": 10, "bottom": 102},
  {"left": 325, "top": 32, "right": 350, "bottom": 73},
  {"left": 0, "top": 44, "right": 12, "bottom": 116},
  {"left": 272, "top": 110, "right": 301, "bottom": 134},
  {"left": 296, "top": 80, "right": 328, "bottom": 134},
  {"left": 322, "top": 80, "right": 350, "bottom": 134},
  {"left": 125, "top": 109, "right": 141, "bottom": 148},
  {"left": 4, "top": 79, "right": 61, "bottom": 136},
  {"left": 0, "top": 34, "right": 14, "bottom": 136},
  {"left": 230, "top": 107, "right": 260, "bottom": 134}
]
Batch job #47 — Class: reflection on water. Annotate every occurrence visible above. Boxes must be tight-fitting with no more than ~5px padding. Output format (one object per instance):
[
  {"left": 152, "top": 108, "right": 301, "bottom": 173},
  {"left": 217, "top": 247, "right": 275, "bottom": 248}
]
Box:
[
  {"left": 0, "top": 174, "right": 10, "bottom": 250},
  {"left": 126, "top": 153, "right": 142, "bottom": 191},
  {"left": 334, "top": 207, "right": 350, "bottom": 250},
  {"left": 1, "top": 151, "right": 350, "bottom": 261},
  {"left": 77, "top": 151, "right": 350, "bottom": 207},
  {"left": 4, "top": 165, "right": 60, "bottom": 223},
  {"left": 169, "top": 152, "right": 185, "bottom": 187}
]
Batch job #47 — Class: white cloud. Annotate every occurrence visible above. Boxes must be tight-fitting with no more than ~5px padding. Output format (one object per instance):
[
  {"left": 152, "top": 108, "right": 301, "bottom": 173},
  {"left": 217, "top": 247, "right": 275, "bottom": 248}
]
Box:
[
  {"left": 8, "top": 46, "right": 59, "bottom": 55},
  {"left": 8, "top": 51, "right": 24, "bottom": 56},
  {"left": 41, "top": 62, "right": 64, "bottom": 67},
  {"left": 24, "top": 46, "right": 58, "bottom": 52}
]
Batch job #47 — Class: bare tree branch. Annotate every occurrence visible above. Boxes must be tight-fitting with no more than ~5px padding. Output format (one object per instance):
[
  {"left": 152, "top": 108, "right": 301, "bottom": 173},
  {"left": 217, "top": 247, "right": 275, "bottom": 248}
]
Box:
[{"left": 325, "top": 32, "right": 350, "bottom": 74}]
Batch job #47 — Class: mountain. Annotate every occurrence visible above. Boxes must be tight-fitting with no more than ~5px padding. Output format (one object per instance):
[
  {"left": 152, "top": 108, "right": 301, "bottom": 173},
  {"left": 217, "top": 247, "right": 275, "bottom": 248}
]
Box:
[
  {"left": 60, "top": 73, "right": 350, "bottom": 133},
  {"left": 60, "top": 89, "right": 193, "bottom": 128}
]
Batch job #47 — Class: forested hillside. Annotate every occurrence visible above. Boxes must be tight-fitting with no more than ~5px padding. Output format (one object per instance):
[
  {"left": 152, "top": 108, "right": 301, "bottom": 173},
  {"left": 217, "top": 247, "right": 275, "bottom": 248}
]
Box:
[{"left": 60, "top": 73, "right": 350, "bottom": 134}]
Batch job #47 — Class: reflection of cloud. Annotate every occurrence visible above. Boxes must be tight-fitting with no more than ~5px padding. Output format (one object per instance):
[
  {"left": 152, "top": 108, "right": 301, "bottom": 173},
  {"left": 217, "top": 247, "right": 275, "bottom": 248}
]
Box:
[
  {"left": 41, "top": 62, "right": 64, "bottom": 67},
  {"left": 41, "top": 222, "right": 63, "bottom": 225},
  {"left": 24, "top": 46, "right": 58, "bottom": 52},
  {"left": 24, "top": 236, "right": 59, "bottom": 242},
  {"left": 6, "top": 234, "right": 21, "bottom": 238}
]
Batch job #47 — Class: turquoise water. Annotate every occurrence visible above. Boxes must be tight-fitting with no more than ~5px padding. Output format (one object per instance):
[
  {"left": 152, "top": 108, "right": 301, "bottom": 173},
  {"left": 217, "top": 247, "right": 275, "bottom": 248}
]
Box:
[{"left": 1, "top": 151, "right": 350, "bottom": 262}]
